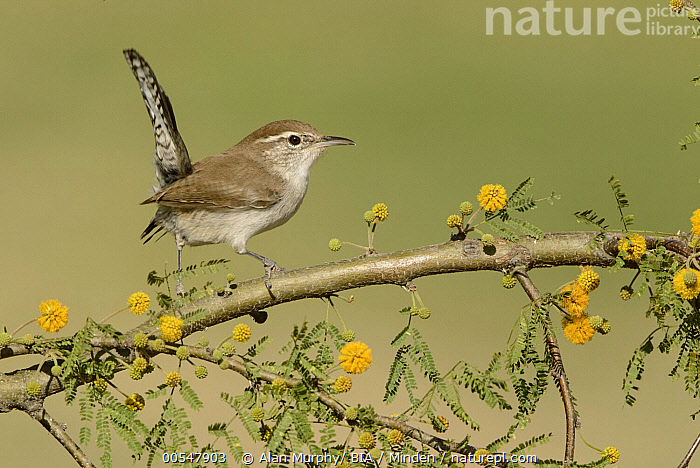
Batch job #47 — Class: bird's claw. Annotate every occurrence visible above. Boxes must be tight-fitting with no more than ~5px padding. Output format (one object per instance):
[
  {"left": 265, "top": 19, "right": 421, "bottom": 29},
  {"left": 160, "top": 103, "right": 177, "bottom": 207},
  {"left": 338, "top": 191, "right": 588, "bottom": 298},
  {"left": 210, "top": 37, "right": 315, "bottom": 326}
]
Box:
[{"left": 263, "top": 260, "right": 285, "bottom": 290}]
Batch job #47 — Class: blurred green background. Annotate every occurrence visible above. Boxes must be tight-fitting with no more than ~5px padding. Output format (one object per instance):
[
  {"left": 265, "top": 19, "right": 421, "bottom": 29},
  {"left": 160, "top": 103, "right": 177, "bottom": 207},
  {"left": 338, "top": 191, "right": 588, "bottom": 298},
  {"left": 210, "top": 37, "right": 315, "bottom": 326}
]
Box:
[{"left": 1, "top": 1, "right": 699, "bottom": 466}]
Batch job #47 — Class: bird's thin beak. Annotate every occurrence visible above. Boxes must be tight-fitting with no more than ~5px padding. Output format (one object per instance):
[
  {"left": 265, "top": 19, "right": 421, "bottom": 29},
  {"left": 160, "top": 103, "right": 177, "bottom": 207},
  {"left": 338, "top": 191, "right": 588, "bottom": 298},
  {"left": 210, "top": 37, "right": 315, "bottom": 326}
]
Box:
[{"left": 318, "top": 135, "right": 356, "bottom": 147}]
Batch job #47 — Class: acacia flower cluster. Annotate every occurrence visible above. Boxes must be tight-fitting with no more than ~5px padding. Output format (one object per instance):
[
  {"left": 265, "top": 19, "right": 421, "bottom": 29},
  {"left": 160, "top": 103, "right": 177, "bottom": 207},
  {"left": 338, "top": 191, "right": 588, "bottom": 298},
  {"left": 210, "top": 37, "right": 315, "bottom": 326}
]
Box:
[
  {"left": 477, "top": 184, "right": 507, "bottom": 212},
  {"left": 560, "top": 267, "right": 608, "bottom": 345},
  {"left": 232, "top": 323, "right": 252, "bottom": 343},
  {"left": 37, "top": 299, "right": 68, "bottom": 333},
  {"left": 339, "top": 341, "right": 373, "bottom": 374},
  {"left": 159, "top": 315, "right": 183, "bottom": 342},
  {"left": 618, "top": 233, "right": 646, "bottom": 262},
  {"left": 127, "top": 291, "right": 150, "bottom": 315}
]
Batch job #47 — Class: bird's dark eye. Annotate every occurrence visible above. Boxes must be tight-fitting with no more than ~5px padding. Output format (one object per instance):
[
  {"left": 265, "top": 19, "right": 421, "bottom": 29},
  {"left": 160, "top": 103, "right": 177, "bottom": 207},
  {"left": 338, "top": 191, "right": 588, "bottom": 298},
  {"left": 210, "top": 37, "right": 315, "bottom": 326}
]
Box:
[{"left": 288, "top": 135, "right": 302, "bottom": 146}]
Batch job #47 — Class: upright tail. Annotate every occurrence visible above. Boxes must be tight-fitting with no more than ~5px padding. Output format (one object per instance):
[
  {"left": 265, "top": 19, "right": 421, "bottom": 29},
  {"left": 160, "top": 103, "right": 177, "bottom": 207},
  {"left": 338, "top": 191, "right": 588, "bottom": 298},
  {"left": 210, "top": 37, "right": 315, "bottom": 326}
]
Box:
[{"left": 124, "top": 49, "right": 193, "bottom": 188}]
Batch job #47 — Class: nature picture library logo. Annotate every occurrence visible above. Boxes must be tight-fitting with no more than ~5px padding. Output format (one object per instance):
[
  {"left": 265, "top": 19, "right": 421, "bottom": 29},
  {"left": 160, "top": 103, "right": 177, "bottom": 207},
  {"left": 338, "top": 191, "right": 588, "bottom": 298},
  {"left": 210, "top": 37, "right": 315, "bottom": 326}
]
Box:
[{"left": 486, "top": 1, "right": 700, "bottom": 36}]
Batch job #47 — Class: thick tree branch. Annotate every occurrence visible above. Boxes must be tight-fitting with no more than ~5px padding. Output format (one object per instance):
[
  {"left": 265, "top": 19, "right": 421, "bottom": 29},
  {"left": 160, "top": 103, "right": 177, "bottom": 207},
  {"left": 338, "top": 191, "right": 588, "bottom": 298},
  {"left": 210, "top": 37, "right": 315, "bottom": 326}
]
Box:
[
  {"left": 130, "top": 231, "right": 691, "bottom": 338},
  {"left": 0, "top": 231, "right": 690, "bottom": 466}
]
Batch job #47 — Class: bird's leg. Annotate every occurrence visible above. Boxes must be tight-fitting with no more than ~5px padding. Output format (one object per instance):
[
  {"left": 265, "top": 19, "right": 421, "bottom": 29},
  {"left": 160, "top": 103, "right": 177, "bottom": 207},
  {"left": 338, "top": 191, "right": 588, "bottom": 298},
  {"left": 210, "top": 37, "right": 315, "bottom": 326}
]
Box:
[
  {"left": 244, "top": 250, "right": 285, "bottom": 289},
  {"left": 176, "top": 242, "right": 185, "bottom": 297}
]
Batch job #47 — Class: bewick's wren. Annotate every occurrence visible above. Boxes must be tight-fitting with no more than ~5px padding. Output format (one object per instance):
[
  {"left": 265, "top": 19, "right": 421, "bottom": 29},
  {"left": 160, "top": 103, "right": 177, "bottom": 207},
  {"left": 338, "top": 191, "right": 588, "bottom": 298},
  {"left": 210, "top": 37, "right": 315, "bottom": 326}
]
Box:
[{"left": 124, "top": 49, "right": 354, "bottom": 293}]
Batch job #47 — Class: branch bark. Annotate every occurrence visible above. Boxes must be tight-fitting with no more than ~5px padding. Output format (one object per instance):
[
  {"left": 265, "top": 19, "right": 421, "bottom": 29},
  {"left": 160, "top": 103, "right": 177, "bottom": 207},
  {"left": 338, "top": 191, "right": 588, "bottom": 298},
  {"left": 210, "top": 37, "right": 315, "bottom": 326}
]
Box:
[{"left": 0, "top": 231, "right": 690, "bottom": 466}]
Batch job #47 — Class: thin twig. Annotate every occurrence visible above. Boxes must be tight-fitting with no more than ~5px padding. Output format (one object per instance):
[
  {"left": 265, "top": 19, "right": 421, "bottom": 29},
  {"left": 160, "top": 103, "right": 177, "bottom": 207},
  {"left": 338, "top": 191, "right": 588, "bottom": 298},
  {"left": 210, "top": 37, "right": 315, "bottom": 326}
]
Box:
[
  {"left": 28, "top": 406, "right": 96, "bottom": 468},
  {"left": 515, "top": 270, "right": 576, "bottom": 467},
  {"left": 678, "top": 430, "right": 700, "bottom": 468}
]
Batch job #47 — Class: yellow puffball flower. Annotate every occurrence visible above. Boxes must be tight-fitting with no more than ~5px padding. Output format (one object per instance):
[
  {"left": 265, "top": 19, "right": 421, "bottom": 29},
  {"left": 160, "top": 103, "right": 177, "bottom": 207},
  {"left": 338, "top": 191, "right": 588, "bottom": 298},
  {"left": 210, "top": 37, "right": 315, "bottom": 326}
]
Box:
[
  {"left": 562, "top": 314, "right": 595, "bottom": 345},
  {"left": 618, "top": 233, "right": 646, "bottom": 262},
  {"left": 159, "top": 315, "right": 183, "bottom": 342},
  {"left": 387, "top": 429, "right": 404, "bottom": 445},
  {"left": 125, "top": 393, "right": 145, "bottom": 411},
  {"left": 272, "top": 378, "right": 286, "bottom": 390},
  {"left": 691, "top": 209, "right": 700, "bottom": 237},
  {"left": 446, "top": 214, "right": 462, "bottom": 228},
  {"left": 477, "top": 184, "right": 507, "bottom": 212},
  {"left": 673, "top": 268, "right": 700, "bottom": 300},
  {"left": 601, "top": 446, "right": 620, "bottom": 463},
  {"left": 358, "top": 432, "right": 376, "bottom": 449},
  {"left": 473, "top": 448, "right": 490, "bottom": 466},
  {"left": 232, "top": 323, "right": 252, "bottom": 343},
  {"left": 339, "top": 341, "right": 373, "bottom": 374},
  {"left": 37, "top": 299, "right": 68, "bottom": 333},
  {"left": 372, "top": 203, "right": 388, "bottom": 222},
  {"left": 670, "top": 0, "right": 684, "bottom": 13},
  {"left": 334, "top": 375, "right": 352, "bottom": 393},
  {"left": 127, "top": 291, "right": 150, "bottom": 315},
  {"left": 560, "top": 283, "right": 590, "bottom": 316},
  {"left": 577, "top": 267, "right": 600, "bottom": 293},
  {"left": 165, "top": 371, "right": 181, "bottom": 387}
]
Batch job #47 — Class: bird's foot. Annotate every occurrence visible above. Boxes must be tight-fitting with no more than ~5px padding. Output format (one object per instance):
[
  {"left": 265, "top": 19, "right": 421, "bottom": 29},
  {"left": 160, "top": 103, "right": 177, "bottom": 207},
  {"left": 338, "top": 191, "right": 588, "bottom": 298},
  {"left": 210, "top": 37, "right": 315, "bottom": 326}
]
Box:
[{"left": 262, "top": 259, "right": 285, "bottom": 290}]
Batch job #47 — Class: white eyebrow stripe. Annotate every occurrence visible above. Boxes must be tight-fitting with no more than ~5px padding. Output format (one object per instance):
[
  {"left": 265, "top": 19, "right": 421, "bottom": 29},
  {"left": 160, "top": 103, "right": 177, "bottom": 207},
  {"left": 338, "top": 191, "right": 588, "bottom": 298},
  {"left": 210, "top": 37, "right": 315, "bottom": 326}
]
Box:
[{"left": 258, "top": 131, "right": 299, "bottom": 143}]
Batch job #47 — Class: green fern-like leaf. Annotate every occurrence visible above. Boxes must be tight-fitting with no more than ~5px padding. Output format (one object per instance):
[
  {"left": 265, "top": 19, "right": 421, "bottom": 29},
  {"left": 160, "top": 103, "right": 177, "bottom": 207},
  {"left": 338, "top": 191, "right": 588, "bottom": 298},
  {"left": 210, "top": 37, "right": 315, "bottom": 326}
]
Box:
[
  {"left": 384, "top": 345, "right": 409, "bottom": 403},
  {"left": 292, "top": 410, "right": 314, "bottom": 444},
  {"left": 179, "top": 380, "right": 204, "bottom": 410},
  {"left": 269, "top": 410, "right": 294, "bottom": 452},
  {"left": 608, "top": 175, "right": 633, "bottom": 231},
  {"left": 79, "top": 424, "right": 92, "bottom": 445},
  {"left": 246, "top": 335, "right": 271, "bottom": 358},
  {"left": 409, "top": 328, "right": 440, "bottom": 382},
  {"left": 181, "top": 308, "right": 207, "bottom": 326},
  {"left": 436, "top": 377, "right": 480, "bottom": 430},
  {"left": 573, "top": 209, "right": 609, "bottom": 232},
  {"left": 146, "top": 270, "right": 166, "bottom": 287},
  {"left": 504, "top": 215, "right": 544, "bottom": 239},
  {"left": 485, "top": 218, "right": 519, "bottom": 241},
  {"left": 96, "top": 406, "right": 113, "bottom": 468},
  {"left": 623, "top": 336, "right": 653, "bottom": 406},
  {"left": 511, "top": 432, "right": 551, "bottom": 454},
  {"left": 238, "top": 410, "right": 259, "bottom": 442},
  {"left": 319, "top": 422, "right": 336, "bottom": 450},
  {"left": 509, "top": 177, "right": 534, "bottom": 203},
  {"left": 403, "top": 363, "right": 420, "bottom": 406}
]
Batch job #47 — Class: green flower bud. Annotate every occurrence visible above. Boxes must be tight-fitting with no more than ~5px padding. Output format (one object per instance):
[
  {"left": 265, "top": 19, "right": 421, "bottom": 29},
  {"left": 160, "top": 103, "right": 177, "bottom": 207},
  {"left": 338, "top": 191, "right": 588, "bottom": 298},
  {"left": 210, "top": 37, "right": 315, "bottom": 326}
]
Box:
[
  {"left": 0, "top": 332, "right": 12, "bottom": 347},
  {"left": 21, "top": 334, "right": 35, "bottom": 346},
  {"left": 176, "top": 345, "right": 190, "bottom": 361},
  {"left": 152, "top": 338, "right": 166, "bottom": 352},
  {"left": 133, "top": 333, "right": 148, "bottom": 348},
  {"left": 345, "top": 407, "right": 359, "bottom": 420},
  {"left": 251, "top": 406, "right": 265, "bottom": 422},
  {"left": 26, "top": 381, "right": 42, "bottom": 397},
  {"left": 459, "top": 201, "right": 474, "bottom": 216},
  {"left": 502, "top": 274, "right": 517, "bottom": 289},
  {"left": 328, "top": 238, "right": 342, "bottom": 251}
]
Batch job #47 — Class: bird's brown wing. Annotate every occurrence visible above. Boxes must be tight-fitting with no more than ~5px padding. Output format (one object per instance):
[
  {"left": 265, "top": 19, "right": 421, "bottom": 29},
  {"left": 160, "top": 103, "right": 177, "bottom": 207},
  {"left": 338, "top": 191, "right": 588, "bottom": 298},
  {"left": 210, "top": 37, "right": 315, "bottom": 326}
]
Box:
[{"left": 142, "top": 152, "right": 283, "bottom": 210}]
